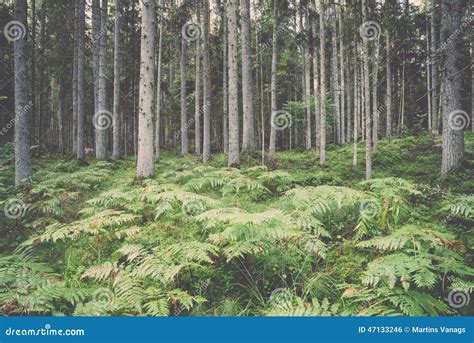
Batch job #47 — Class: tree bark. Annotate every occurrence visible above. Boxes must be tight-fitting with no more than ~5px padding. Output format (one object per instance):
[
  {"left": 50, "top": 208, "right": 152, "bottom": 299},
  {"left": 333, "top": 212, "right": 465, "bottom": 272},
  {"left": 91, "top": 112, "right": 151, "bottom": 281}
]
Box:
[
  {"left": 14, "top": 0, "right": 31, "bottom": 186},
  {"left": 96, "top": 0, "right": 108, "bottom": 160},
  {"left": 180, "top": 36, "right": 188, "bottom": 156},
  {"left": 77, "top": 0, "right": 86, "bottom": 162},
  {"left": 303, "top": 8, "right": 311, "bottom": 150},
  {"left": 112, "top": 0, "right": 122, "bottom": 159},
  {"left": 372, "top": 32, "right": 380, "bottom": 149},
  {"left": 430, "top": 0, "right": 439, "bottom": 134},
  {"left": 268, "top": 0, "right": 279, "bottom": 167},
  {"left": 241, "top": 0, "right": 255, "bottom": 152},
  {"left": 136, "top": 0, "right": 155, "bottom": 177},
  {"left": 318, "top": 0, "right": 326, "bottom": 166},
  {"left": 362, "top": 0, "right": 372, "bottom": 179},
  {"left": 202, "top": 0, "right": 212, "bottom": 163},
  {"left": 330, "top": 3, "right": 340, "bottom": 145},
  {"left": 194, "top": 8, "right": 201, "bottom": 155},
  {"left": 228, "top": 0, "right": 240, "bottom": 166},
  {"left": 441, "top": 0, "right": 466, "bottom": 174},
  {"left": 155, "top": 2, "right": 163, "bottom": 161},
  {"left": 312, "top": 0, "right": 320, "bottom": 155},
  {"left": 386, "top": 31, "right": 392, "bottom": 140},
  {"left": 338, "top": 3, "right": 345, "bottom": 145}
]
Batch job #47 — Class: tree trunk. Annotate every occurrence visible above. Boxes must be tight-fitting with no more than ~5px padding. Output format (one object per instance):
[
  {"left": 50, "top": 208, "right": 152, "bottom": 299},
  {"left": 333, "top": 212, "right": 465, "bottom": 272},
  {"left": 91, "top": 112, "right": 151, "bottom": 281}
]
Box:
[
  {"left": 312, "top": 1, "right": 320, "bottom": 155},
  {"left": 362, "top": 0, "right": 372, "bottom": 179},
  {"left": 338, "top": 4, "right": 345, "bottom": 145},
  {"left": 386, "top": 31, "right": 392, "bottom": 140},
  {"left": 194, "top": 8, "right": 201, "bottom": 155},
  {"left": 430, "top": 0, "right": 439, "bottom": 134},
  {"left": 77, "top": 0, "right": 86, "bottom": 162},
  {"left": 96, "top": 0, "right": 108, "bottom": 160},
  {"left": 14, "top": 0, "right": 31, "bottom": 186},
  {"left": 241, "top": 0, "right": 255, "bottom": 152},
  {"left": 303, "top": 8, "right": 311, "bottom": 150},
  {"left": 112, "top": 0, "right": 122, "bottom": 159},
  {"left": 72, "top": 0, "right": 78, "bottom": 154},
  {"left": 330, "top": 3, "right": 340, "bottom": 145},
  {"left": 92, "top": 0, "right": 100, "bottom": 147},
  {"left": 268, "top": 0, "right": 278, "bottom": 167},
  {"left": 228, "top": 0, "right": 240, "bottom": 166},
  {"left": 318, "top": 0, "right": 327, "bottom": 166},
  {"left": 372, "top": 33, "right": 380, "bottom": 149},
  {"left": 136, "top": 0, "right": 155, "bottom": 177},
  {"left": 353, "top": 42, "right": 358, "bottom": 166},
  {"left": 202, "top": 0, "right": 212, "bottom": 163},
  {"left": 180, "top": 36, "right": 188, "bottom": 156},
  {"left": 155, "top": 3, "right": 163, "bottom": 161},
  {"left": 441, "top": 0, "right": 466, "bottom": 174}
]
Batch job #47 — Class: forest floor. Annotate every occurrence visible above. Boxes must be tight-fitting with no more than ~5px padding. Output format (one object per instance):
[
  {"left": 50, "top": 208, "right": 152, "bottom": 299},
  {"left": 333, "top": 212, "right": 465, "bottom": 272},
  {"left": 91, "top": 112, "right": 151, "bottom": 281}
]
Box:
[{"left": 1, "top": 133, "right": 473, "bottom": 316}]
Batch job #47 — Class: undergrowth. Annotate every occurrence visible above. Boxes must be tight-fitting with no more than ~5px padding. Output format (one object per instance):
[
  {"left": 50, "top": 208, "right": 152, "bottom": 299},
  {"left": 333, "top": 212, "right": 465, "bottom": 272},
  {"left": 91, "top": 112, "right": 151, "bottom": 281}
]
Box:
[{"left": 0, "top": 134, "right": 473, "bottom": 316}]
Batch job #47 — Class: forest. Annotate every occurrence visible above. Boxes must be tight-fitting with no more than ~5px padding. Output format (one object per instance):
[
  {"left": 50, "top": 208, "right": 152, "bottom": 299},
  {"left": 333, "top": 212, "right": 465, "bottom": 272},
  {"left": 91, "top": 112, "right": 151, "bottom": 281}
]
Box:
[{"left": 0, "top": 0, "right": 473, "bottom": 317}]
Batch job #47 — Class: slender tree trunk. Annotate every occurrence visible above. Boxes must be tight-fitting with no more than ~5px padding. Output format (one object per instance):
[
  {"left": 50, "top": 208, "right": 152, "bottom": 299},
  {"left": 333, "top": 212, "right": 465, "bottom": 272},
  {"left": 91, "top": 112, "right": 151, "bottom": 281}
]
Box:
[
  {"left": 362, "top": 0, "right": 372, "bottom": 179},
  {"left": 430, "top": 0, "right": 439, "bottom": 134},
  {"left": 72, "top": 0, "right": 78, "bottom": 154},
  {"left": 338, "top": 3, "right": 345, "bottom": 145},
  {"left": 426, "top": 23, "right": 432, "bottom": 133},
  {"left": 241, "top": 0, "right": 255, "bottom": 152},
  {"left": 112, "top": 0, "right": 122, "bottom": 159},
  {"left": 386, "top": 31, "right": 392, "bottom": 140},
  {"left": 268, "top": 0, "right": 278, "bottom": 167},
  {"left": 96, "top": 0, "right": 108, "bottom": 160},
  {"left": 180, "top": 36, "right": 188, "bottom": 156},
  {"left": 303, "top": 8, "right": 312, "bottom": 150},
  {"left": 222, "top": 3, "right": 229, "bottom": 153},
  {"left": 312, "top": 1, "right": 320, "bottom": 155},
  {"left": 14, "top": 0, "right": 31, "bottom": 186},
  {"left": 194, "top": 9, "right": 201, "bottom": 155},
  {"left": 228, "top": 0, "right": 240, "bottom": 166},
  {"left": 155, "top": 3, "right": 163, "bottom": 161},
  {"left": 136, "top": 0, "right": 155, "bottom": 177},
  {"left": 202, "top": 0, "right": 212, "bottom": 162},
  {"left": 319, "top": 0, "right": 326, "bottom": 166},
  {"left": 330, "top": 3, "right": 340, "bottom": 145},
  {"left": 353, "top": 43, "right": 358, "bottom": 166},
  {"left": 92, "top": 0, "right": 100, "bottom": 147},
  {"left": 77, "top": 0, "right": 86, "bottom": 162},
  {"left": 372, "top": 34, "right": 380, "bottom": 149},
  {"left": 441, "top": 0, "right": 466, "bottom": 174}
]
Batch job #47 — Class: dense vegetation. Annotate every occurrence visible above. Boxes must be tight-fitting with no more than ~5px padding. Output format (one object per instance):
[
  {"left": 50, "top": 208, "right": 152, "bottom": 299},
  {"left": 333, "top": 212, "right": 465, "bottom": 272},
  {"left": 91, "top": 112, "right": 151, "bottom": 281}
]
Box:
[{"left": 1, "top": 133, "right": 473, "bottom": 316}]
